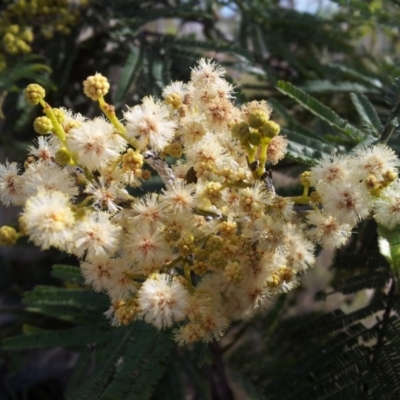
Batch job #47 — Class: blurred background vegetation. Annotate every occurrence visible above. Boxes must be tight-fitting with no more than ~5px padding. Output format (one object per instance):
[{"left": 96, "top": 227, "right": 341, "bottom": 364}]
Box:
[{"left": 1, "top": 0, "right": 400, "bottom": 399}]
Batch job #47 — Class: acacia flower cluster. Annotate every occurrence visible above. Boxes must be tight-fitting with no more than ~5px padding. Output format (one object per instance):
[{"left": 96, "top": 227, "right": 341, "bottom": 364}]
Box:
[{"left": 0, "top": 59, "right": 399, "bottom": 345}]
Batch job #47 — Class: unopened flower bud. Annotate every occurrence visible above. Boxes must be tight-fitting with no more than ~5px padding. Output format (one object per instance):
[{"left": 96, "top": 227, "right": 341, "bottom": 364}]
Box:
[
  {"left": 16, "top": 39, "right": 31, "bottom": 53},
  {"left": 122, "top": 149, "right": 143, "bottom": 171},
  {"left": 261, "top": 120, "right": 280, "bottom": 138},
  {"left": 164, "top": 93, "right": 182, "bottom": 109},
  {"left": 55, "top": 147, "right": 72, "bottom": 166},
  {"left": 25, "top": 83, "right": 45, "bottom": 105},
  {"left": 3, "top": 32, "right": 15, "bottom": 45},
  {"left": 64, "top": 120, "right": 82, "bottom": 133},
  {"left": 21, "top": 28, "right": 34, "bottom": 43},
  {"left": 223, "top": 261, "right": 243, "bottom": 283},
  {"left": 300, "top": 171, "right": 312, "bottom": 187},
  {"left": 24, "top": 156, "right": 35, "bottom": 169},
  {"left": 0, "top": 226, "right": 18, "bottom": 246},
  {"left": 164, "top": 143, "right": 183, "bottom": 158},
  {"left": 383, "top": 169, "right": 397, "bottom": 184},
  {"left": 83, "top": 73, "right": 110, "bottom": 101},
  {"left": 267, "top": 272, "right": 281, "bottom": 288},
  {"left": 33, "top": 116, "right": 53, "bottom": 134},
  {"left": 18, "top": 216, "right": 27, "bottom": 236},
  {"left": 248, "top": 110, "right": 269, "bottom": 129},
  {"left": 8, "top": 25, "right": 19, "bottom": 35},
  {"left": 366, "top": 174, "right": 378, "bottom": 190},
  {"left": 231, "top": 122, "right": 250, "bottom": 143},
  {"left": 52, "top": 108, "right": 65, "bottom": 123}
]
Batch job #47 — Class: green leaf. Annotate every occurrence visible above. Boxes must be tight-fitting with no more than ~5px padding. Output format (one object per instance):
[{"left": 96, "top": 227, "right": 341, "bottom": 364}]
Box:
[
  {"left": 3, "top": 326, "right": 110, "bottom": 350},
  {"left": 25, "top": 304, "right": 103, "bottom": 324},
  {"left": 51, "top": 264, "right": 84, "bottom": 285},
  {"left": 64, "top": 347, "right": 93, "bottom": 399},
  {"left": 282, "top": 128, "right": 338, "bottom": 166},
  {"left": 114, "top": 46, "right": 142, "bottom": 105},
  {"left": 350, "top": 92, "right": 383, "bottom": 136},
  {"left": 331, "top": 271, "right": 390, "bottom": 295},
  {"left": 69, "top": 325, "right": 136, "bottom": 400},
  {"left": 23, "top": 286, "right": 109, "bottom": 312},
  {"left": 300, "top": 80, "right": 379, "bottom": 94},
  {"left": 326, "top": 63, "right": 383, "bottom": 89},
  {"left": 72, "top": 322, "right": 174, "bottom": 400},
  {"left": 385, "top": 76, "right": 400, "bottom": 109},
  {"left": 116, "top": 328, "right": 175, "bottom": 400},
  {"left": 277, "top": 81, "right": 365, "bottom": 141}
]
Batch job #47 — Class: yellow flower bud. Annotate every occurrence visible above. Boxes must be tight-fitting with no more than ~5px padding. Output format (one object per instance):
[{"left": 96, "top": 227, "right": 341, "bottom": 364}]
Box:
[
  {"left": 365, "top": 174, "right": 379, "bottom": 190},
  {"left": 383, "top": 169, "right": 397, "bottom": 184},
  {"left": 64, "top": 120, "right": 82, "bottom": 133},
  {"left": 223, "top": 261, "right": 243, "bottom": 283},
  {"left": 25, "top": 84, "right": 45, "bottom": 105},
  {"left": 52, "top": 108, "right": 65, "bottom": 123},
  {"left": 18, "top": 216, "right": 28, "bottom": 236},
  {"left": 83, "top": 73, "right": 110, "bottom": 101},
  {"left": 164, "top": 93, "right": 182, "bottom": 109},
  {"left": 300, "top": 171, "right": 312, "bottom": 187},
  {"left": 177, "top": 234, "right": 195, "bottom": 257},
  {"left": 122, "top": 148, "right": 144, "bottom": 171},
  {"left": 55, "top": 147, "right": 72, "bottom": 166},
  {"left": 261, "top": 120, "right": 280, "bottom": 138},
  {"left": 248, "top": 110, "right": 269, "bottom": 129},
  {"left": 8, "top": 25, "right": 19, "bottom": 35},
  {"left": 24, "top": 156, "right": 36, "bottom": 169},
  {"left": 164, "top": 143, "right": 183, "bottom": 158},
  {"left": 15, "top": 39, "right": 31, "bottom": 53},
  {"left": 231, "top": 122, "right": 250, "bottom": 143},
  {"left": 33, "top": 116, "right": 53, "bottom": 134},
  {"left": 2, "top": 32, "right": 15, "bottom": 46},
  {"left": 21, "top": 28, "right": 34, "bottom": 43},
  {"left": 0, "top": 226, "right": 18, "bottom": 246}
]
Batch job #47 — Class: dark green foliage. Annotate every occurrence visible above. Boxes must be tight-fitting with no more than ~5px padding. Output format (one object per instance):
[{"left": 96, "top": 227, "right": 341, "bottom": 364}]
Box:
[
  {"left": 350, "top": 93, "right": 383, "bottom": 137},
  {"left": 51, "top": 264, "right": 85, "bottom": 285},
  {"left": 282, "top": 127, "right": 338, "bottom": 166},
  {"left": 2, "top": 265, "right": 175, "bottom": 400},
  {"left": 277, "top": 80, "right": 365, "bottom": 142}
]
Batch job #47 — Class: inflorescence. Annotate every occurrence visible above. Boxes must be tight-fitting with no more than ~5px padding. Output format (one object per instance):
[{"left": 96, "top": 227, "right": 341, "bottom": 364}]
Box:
[{"left": 0, "top": 59, "right": 399, "bottom": 345}]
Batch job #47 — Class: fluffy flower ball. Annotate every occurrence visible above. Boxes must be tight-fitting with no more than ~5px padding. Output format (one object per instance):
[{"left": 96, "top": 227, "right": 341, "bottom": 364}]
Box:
[{"left": 137, "top": 273, "right": 189, "bottom": 329}]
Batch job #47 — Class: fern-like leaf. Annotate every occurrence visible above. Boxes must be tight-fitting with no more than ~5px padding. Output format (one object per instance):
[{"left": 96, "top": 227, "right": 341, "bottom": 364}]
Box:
[
  {"left": 51, "top": 264, "right": 84, "bottom": 285},
  {"left": 114, "top": 46, "right": 142, "bottom": 105},
  {"left": 300, "top": 80, "right": 378, "bottom": 94},
  {"left": 282, "top": 128, "right": 338, "bottom": 166},
  {"left": 385, "top": 76, "right": 400, "bottom": 109},
  {"left": 350, "top": 92, "right": 383, "bottom": 136},
  {"left": 23, "top": 286, "right": 109, "bottom": 312},
  {"left": 277, "top": 81, "right": 365, "bottom": 141}
]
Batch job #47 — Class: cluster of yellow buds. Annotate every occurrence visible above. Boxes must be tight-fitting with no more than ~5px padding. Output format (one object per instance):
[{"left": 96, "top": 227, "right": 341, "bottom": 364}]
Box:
[{"left": 0, "top": 0, "right": 88, "bottom": 71}]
